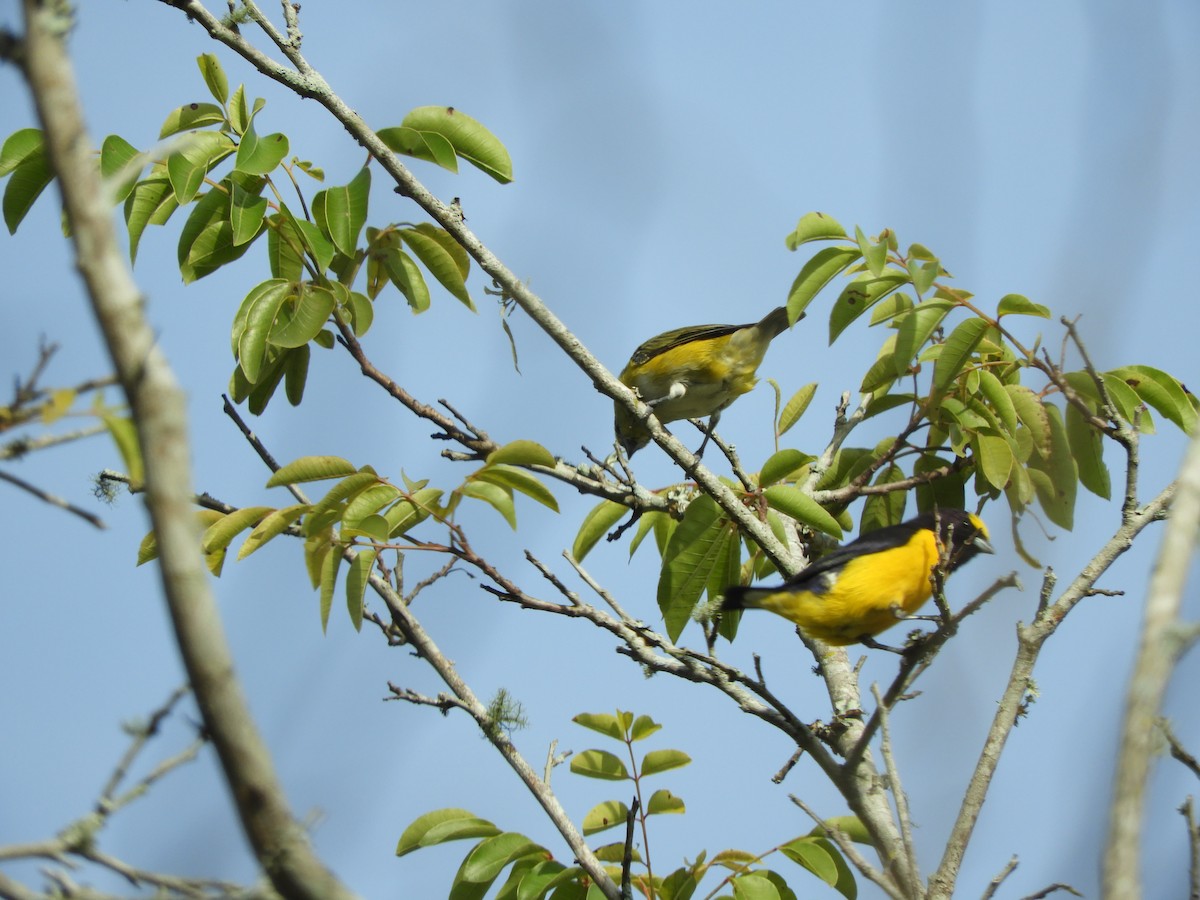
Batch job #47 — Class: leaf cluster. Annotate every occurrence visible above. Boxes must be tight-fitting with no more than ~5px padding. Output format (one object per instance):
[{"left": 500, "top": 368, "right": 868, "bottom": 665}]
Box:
[
  {"left": 574, "top": 213, "right": 1196, "bottom": 643},
  {"left": 397, "top": 710, "right": 861, "bottom": 900}
]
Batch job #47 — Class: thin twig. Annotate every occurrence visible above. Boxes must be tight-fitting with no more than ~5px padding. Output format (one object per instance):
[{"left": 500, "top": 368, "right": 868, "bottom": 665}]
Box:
[
  {"left": 0, "top": 468, "right": 106, "bottom": 528},
  {"left": 980, "top": 856, "right": 1019, "bottom": 900}
]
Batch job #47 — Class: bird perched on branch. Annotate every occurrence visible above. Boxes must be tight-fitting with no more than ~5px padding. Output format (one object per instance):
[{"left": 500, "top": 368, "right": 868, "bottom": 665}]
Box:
[
  {"left": 720, "top": 509, "right": 993, "bottom": 646},
  {"left": 613, "top": 306, "right": 802, "bottom": 458}
]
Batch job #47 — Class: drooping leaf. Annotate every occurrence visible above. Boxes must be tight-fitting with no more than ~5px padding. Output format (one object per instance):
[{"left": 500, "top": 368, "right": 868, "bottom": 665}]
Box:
[
  {"left": 345, "top": 547, "right": 376, "bottom": 632},
  {"left": 125, "top": 175, "right": 179, "bottom": 263},
  {"left": 931, "top": 317, "right": 988, "bottom": 394},
  {"left": 656, "top": 495, "right": 728, "bottom": 642},
  {"left": 785, "top": 246, "right": 860, "bottom": 323},
  {"left": 267, "top": 455, "right": 358, "bottom": 487},
  {"left": 402, "top": 224, "right": 475, "bottom": 309},
  {"left": 3, "top": 151, "right": 53, "bottom": 234},
  {"left": 238, "top": 503, "right": 309, "bottom": 559},
  {"left": 398, "top": 105, "right": 514, "bottom": 183},
  {"left": 996, "top": 293, "right": 1050, "bottom": 318},
  {"left": 571, "top": 712, "right": 625, "bottom": 741},
  {"left": 1066, "top": 402, "right": 1111, "bottom": 499},
  {"left": 313, "top": 166, "right": 370, "bottom": 258},
  {"left": 396, "top": 809, "right": 500, "bottom": 857}
]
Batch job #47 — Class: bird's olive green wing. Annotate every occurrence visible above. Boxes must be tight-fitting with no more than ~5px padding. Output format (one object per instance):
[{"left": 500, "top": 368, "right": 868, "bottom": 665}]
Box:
[{"left": 628, "top": 322, "right": 753, "bottom": 365}]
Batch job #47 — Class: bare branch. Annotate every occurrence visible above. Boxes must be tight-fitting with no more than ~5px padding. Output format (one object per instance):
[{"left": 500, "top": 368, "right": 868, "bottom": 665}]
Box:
[
  {"left": 1105, "top": 429, "right": 1200, "bottom": 899},
  {"left": 0, "top": 468, "right": 106, "bottom": 528}
]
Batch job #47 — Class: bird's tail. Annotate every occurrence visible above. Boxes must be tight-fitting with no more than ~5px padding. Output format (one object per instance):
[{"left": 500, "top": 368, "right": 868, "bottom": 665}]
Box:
[
  {"left": 720, "top": 584, "right": 765, "bottom": 611},
  {"left": 756, "top": 305, "right": 804, "bottom": 341}
]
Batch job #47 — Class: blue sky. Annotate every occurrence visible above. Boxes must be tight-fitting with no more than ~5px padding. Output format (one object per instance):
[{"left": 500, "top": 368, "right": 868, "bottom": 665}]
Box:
[{"left": 2, "top": 2, "right": 1198, "bottom": 898}]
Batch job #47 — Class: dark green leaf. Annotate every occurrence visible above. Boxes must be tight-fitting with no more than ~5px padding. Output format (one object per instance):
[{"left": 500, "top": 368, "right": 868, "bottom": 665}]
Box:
[
  {"left": 313, "top": 166, "right": 370, "bottom": 258},
  {"left": 572, "top": 499, "right": 628, "bottom": 562},
  {"left": 401, "top": 225, "right": 475, "bottom": 309},
  {"left": 759, "top": 449, "right": 812, "bottom": 488},
  {"left": 828, "top": 272, "right": 911, "bottom": 343},
  {"left": 656, "top": 495, "right": 729, "bottom": 642},
  {"left": 786, "top": 246, "right": 860, "bottom": 323},
  {"left": 1109, "top": 365, "right": 1196, "bottom": 433},
  {"left": 931, "top": 317, "right": 988, "bottom": 394},
  {"left": 1066, "top": 402, "right": 1111, "bottom": 499},
  {"left": 124, "top": 175, "right": 179, "bottom": 264},
  {"left": 3, "top": 152, "right": 53, "bottom": 234},
  {"left": 0, "top": 128, "right": 44, "bottom": 176},
  {"left": 269, "top": 284, "right": 336, "bottom": 349},
  {"left": 234, "top": 121, "right": 289, "bottom": 176}
]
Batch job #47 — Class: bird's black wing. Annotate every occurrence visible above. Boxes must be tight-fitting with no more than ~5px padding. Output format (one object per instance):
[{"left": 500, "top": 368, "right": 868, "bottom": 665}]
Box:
[
  {"left": 784, "top": 518, "right": 927, "bottom": 587},
  {"left": 629, "top": 322, "right": 755, "bottom": 365}
]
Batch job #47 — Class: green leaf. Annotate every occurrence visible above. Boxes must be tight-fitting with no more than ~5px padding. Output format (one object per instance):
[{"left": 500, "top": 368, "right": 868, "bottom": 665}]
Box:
[
  {"left": 572, "top": 500, "right": 628, "bottom": 562},
  {"left": 640, "top": 749, "right": 691, "bottom": 777},
  {"left": 891, "top": 298, "right": 955, "bottom": 377},
  {"left": 732, "top": 873, "right": 781, "bottom": 900},
  {"left": 399, "top": 106, "right": 514, "bottom": 183},
  {"left": 308, "top": 471, "right": 380, "bottom": 523},
  {"left": 267, "top": 455, "right": 358, "bottom": 487},
  {"left": 569, "top": 749, "right": 629, "bottom": 781},
  {"left": 777, "top": 383, "right": 817, "bottom": 436},
  {"left": 828, "top": 273, "right": 911, "bottom": 343},
  {"left": 3, "top": 151, "right": 53, "bottom": 234},
  {"left": 166, "top": 131, "right": 235, "bottom": 204},
  {"left": 237, "top": 279, "right": 294, "bottom": 381},
  {"left": 656, "top": 495, "right": 729, "bottom": 642},
  {"left": 386, "top": 247, "right": 432, "bottom": 312},
  {"left": 313, "top": 166, "right": 370, "bottom": 258},
  {"left": 197, "top": 53, "right": 229, "bottom": 104},
  {"left": 461, "top": 480, "right": 517, "bottom": 529},
  {"left": 474, "top": 464, "right": 559, "bottom": 512},
  {"left": 785, "top": 246, "right": 860, "bottom": 323},
  {"left": 582, "top": 800, "right": 629, "bottom": 836},
  {"left": 973, "top": 432, "right": 1015, "bottom": 491},
  {"left": 646, "top": 788, "right": 685, "bottom": 815},
  {"left": 931, "top": 317, "right": 988, "bottom": 394},
  {"left": 229, "top": 179, "right": 268, "bottom": 246},
  {"left": 238, "top": 503, "right": 308, "bottom": 559},
  {"left": 318, "top": 543, "right": 342, "bottom": 632},
  {"left": 201, "top": 506, "right": 273, "bottom": 554},
  {"left": 0, "top": 128, "right": 43, "bottom": 176},
  {"left": 997, "top": 293, "right": 1050, "bottom": 318},
  {"left": 1109, "top": 365, "right": 1196, "bottom": 433},
  {"left": 487, "top": 440, "right": 556, "bottom": 468},
  {"left": 378, "top": 125, "right": 460, "bottom": 172},
  {"left": 907, "top": 255, "right": 940, "bottom": 296},
  {"left": 99, "top": 135, "right": 143, "bottom": 203},
  {"left": 269, "top": 284, "right": 337, "bottom": 349},
  {"left": 630, "top": 714, "right": 662, "bottom": 742},
  {"left": 176, "top": 187, "right": 238, "bottom": 282},
  {"left": 784, "top": 211, "right": 847, "bottom": 249},
  {"left": 234, "top": 121, "right": 290, "bottom": 176},
  {"left": 978, "top": 369, "right": 1017, "bottom": 433},
  {"left": 855, "top": 225, "right": 888, "bottom": 277},
  {"left": 780, "top": 837, "right": 839, "bottom": 887},
  {"left": 1066, "top": 402, "right": 1111, "bottom": 499},
  {"left": 345, "top": 547, "right": 375, "bottom": 632},
  {"left": 572, "top": 712, "right": 625, "bottom": 740},
  {"left": 1006, "top": 384, "right": 1051, "bottom": 459},
  {"left": 763, "top": 486, "right": 842, "bottom": 538},
  {"left": 396, "top": 809, "right": 499, "bottom": 857},
  {"left": 343, "top": 484, "right": 403, "bottom": 529},
  {"left": 402, "top": 225, "right": 475, "bottom": 309},
  {"left": 1028, "top": 402, "right": 1076, "bottom": 529},
  {"left": 159, "top": 102, "right": 226, "bottom": 138},
  {"left": 124, "top": 175, "right": 179, "bottom": 264},
  {"left": 267, "top": 210, "right": 306, "bottom": 280},
  {"left": 759, "top": 449, "right": 811, "bottom": 488},
  {"left": 385, "top": 487, "right": 443, "bottom": 537},
  {"left": 101, "top": 414, "right": 144, "bottom": 489},
  {"left": 860, "top": 465, "right": 906, "bottom": 533}
]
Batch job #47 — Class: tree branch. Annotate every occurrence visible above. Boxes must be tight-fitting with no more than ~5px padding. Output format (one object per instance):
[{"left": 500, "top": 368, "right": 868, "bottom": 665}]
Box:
[{"left": 17, "top": 5, "right": 354, "bottom": 897}]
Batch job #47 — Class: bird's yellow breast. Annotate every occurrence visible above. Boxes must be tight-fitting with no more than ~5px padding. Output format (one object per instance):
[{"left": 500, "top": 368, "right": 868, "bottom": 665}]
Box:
[
  {"left": 620, "top": 329, "right": 767, "bottom": 422},
  {"left": 752, "top": 531, "right": 941, "bottom": 645}
]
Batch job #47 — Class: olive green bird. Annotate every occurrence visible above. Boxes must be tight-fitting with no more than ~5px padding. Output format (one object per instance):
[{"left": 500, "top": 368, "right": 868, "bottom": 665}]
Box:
[{"left": 614, "top": 306, "right": 802, "bottom": 457}]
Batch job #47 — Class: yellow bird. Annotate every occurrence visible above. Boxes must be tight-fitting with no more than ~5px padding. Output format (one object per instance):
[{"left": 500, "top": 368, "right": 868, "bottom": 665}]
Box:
[
  {"left": 614, "top": 306, "right": 801, "bottom": 457},
  {"left": 721, "top": 509, "right": 993, "bottom": 646}
]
